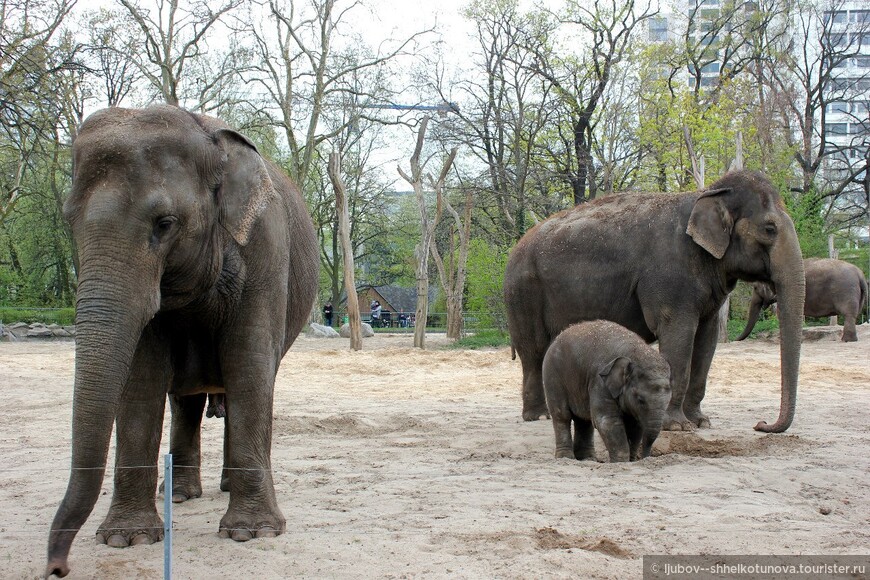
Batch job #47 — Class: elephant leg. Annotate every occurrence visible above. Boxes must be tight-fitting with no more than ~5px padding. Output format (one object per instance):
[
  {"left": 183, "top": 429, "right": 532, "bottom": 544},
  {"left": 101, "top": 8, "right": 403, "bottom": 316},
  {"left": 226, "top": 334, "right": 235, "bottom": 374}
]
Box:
[
  {"left": 218, "top": 339, "right": 285, "bottom": 542},
  {"left": 625, "top": 418, "right": 643, "bottom": 461},
  {"left": 97, "top": 328, "right": 169, "bottom": 548},
  {"left": 572, "top": 417, "right": 595, "bottom": 460},
  {"left": 656, "top": 321, "right": 697, "bottom": 431},
  {"left": 550, "top": 411, "right": 575, "bottom": 459},
  {"left": 220, "top": 414, "right": 230, "bottom": 492},
  {"left": 842, "top": 312, "right": 858, "bottom": 342},
  {"left": 165, "top": 393, "right": 206, "bottom": 502},
  {"left": 683, "top": 314, "right": 718, "bottom": 428},
  {"left": 521, "top": 357, "right": 549, "bottom": 421},
  {"left": 596, "top": 416, "right": 631, "bottom": 462}
]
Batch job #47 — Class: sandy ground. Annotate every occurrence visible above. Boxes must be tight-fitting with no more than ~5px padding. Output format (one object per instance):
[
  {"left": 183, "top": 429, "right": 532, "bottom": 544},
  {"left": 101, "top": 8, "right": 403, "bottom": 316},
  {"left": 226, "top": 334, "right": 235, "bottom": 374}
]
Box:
[{"left": 1, "top": 326, "right": 868, "bottom": 579}]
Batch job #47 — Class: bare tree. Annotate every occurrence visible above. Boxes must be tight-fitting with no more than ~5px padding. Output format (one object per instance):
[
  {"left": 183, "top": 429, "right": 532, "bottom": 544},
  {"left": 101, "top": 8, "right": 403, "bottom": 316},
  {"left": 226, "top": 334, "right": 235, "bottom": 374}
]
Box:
[
  {"left": 428, "top": 155, "right": 466, "bottom": 340},
  {"left": 246, "top": 0, "right": 430, "bottom": 192},
  {"left": 0, "top": 0, "right": 78, "bottom": 221},
  {"left": 116, "top": 0, "right": 241, "bottom": 107},
  {"left": 327, "top": 152, "right": 362, "bottom": 350},
  {"left": 764, "top": 0, "right": 870, "bottom": 207},
  {"left": 398, "top": 117, "right": 457, "bottom": 349},
  {"left": 429, "top": 0, "right": 557, "bottom": 243},
  {"left": 531, "top": 0, "right": 657, "bottom": 205}
]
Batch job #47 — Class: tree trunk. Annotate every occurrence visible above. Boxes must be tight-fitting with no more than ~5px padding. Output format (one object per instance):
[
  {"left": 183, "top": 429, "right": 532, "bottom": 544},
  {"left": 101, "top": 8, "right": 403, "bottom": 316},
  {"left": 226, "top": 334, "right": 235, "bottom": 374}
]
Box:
[
  {"left": 328, "top": 153, "right": 362, "bottom": 351},
  {"left": 413, "top": 243, "right": 429, "bottom": 349},
  {"left": 718, "top": 297, "right": 730, "bottom": 343}
]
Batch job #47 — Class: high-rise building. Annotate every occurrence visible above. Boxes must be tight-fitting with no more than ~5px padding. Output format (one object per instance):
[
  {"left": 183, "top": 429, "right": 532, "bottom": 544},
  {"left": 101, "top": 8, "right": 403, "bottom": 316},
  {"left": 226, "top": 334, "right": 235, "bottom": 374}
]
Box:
[{"left": 821, "top": 2, "right": 870, "bottom": 176}]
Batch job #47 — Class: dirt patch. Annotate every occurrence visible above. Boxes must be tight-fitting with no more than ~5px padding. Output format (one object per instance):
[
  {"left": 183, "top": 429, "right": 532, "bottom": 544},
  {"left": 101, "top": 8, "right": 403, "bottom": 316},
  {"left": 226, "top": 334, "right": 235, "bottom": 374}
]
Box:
[
  {"left": 653, "top": 432, "right": 809, "bottom": 458},
  {"left": 535, "top": 527, "right": 632, "bottom": 559}
]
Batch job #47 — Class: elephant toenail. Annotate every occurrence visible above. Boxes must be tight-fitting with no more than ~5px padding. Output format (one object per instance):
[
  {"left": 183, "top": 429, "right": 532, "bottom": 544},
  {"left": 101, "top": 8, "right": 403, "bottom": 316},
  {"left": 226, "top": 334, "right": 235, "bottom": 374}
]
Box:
[
  {"left": 107, "top": 534, "right": 128, "bottom": 548},
  {"left": 256, "top": 527, "right": 278, "bottom": 538},
  {"left": 131, "top": 533, "right": 153, "bottom": 546},
  {"left": 231, "top": 529, "right": 254, "bottom": 542}
]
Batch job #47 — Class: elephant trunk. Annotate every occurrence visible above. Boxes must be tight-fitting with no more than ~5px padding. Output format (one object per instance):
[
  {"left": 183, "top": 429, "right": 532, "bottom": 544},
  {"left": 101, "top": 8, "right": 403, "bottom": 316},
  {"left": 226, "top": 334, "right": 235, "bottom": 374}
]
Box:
[
  {"left": 46, "top": 260, "right": 158, "bottom": 578},
  {"left": 754, "top": 223, "right": 805, "bottom": 433},
  {"left": 736, "top": 292, "right": 764, "bottom": 341}
]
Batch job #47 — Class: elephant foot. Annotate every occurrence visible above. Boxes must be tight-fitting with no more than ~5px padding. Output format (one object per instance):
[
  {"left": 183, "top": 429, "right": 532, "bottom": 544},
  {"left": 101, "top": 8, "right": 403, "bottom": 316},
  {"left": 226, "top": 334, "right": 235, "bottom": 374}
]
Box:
[
  {"left": 662, "top": 409, "right": 697, "bottom": 432},
  {"left": 522, "top": 404, "right": 550, "bottom": 421},
  {"left": 160, "top": 476, "right": 202, "bottom": 503},
  {"left": 96, "top": 511, "right": 164, "bottom": 548},
  {"left": 554, "top": 448, "right": 575, "bottom": 459},
  {"left": 841, "top": 332, "right": 857, "bottom": 342},
  {"left": 684, "top": 407, "right": 712, "bottom": 429},
  {"left": 218, "top": 510, "right": 285, "bottom": 542}
]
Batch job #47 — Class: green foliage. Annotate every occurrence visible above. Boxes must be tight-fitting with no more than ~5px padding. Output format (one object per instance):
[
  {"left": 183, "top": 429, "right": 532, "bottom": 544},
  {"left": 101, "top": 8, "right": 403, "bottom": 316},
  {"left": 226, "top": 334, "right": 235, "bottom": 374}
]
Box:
[
  {"left": 783, "top": 188, "right": 828, "bottom": 258},
  {"left": 450, "top": 329, "right": 511, "bottom": 349},
  {"left": 465, "top": 239, "right": 509, "bottom": 330},
  {"left": 726, "top": 316, "right": 779, "bottom": 341},
  {"left": 0, "top": 307, "right": 75, "bottom": 325}
]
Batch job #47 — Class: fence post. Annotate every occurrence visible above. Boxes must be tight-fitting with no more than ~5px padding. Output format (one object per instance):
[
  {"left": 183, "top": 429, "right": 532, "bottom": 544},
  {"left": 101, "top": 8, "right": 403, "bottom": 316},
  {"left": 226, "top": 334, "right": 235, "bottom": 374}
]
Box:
[{"left": 164, "top": 453, "right": 172, "bottom": 580}]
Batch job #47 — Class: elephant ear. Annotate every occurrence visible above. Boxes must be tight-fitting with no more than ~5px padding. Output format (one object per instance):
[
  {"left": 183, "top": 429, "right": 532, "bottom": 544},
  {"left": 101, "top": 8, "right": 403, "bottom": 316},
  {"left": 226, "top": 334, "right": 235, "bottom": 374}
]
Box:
[
  {"left": 687, "top": 187, "right": 733, "bottom": 259},
  {"left": 599, "top": 357, "right": 633, "bottom": 400},
  {"left": 214, "top": 128, "right": 278, "bottom": 246}
]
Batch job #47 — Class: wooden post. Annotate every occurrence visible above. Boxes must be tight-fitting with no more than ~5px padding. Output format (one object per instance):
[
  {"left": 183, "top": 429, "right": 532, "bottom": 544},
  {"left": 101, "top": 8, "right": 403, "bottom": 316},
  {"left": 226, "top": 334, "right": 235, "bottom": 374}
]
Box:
[{"left": 328, "top": 152, "right": 362, "bottom": 350}]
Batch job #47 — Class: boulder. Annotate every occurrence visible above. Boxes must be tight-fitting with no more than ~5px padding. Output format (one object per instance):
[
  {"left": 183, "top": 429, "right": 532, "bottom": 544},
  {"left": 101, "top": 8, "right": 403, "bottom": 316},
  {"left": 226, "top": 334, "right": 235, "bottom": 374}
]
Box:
[
  {"left": 27, "top": 324, "right": 54, "bottom": 339},
  {"left": 340, "top": 322, "right": 374, "bottom": 338},
  {"left": 306, "top": 323, "right": 340, "bottom": 338}
]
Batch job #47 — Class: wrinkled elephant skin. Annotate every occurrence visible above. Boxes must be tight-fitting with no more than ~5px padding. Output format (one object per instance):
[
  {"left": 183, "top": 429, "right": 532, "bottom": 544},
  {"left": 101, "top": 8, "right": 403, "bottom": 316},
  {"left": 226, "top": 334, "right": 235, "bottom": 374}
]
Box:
[
  {"left": 543, "top": 321, "right": 671, "bottom": 462},
  {"left": 504, "top": 170, "right": 805, "bottom": 434},
  {"left": 46, "top": 106, "right": 319, "bottom": 578},
  {"left": 738, "top": 258, "right": 868, "bottom": 342}
]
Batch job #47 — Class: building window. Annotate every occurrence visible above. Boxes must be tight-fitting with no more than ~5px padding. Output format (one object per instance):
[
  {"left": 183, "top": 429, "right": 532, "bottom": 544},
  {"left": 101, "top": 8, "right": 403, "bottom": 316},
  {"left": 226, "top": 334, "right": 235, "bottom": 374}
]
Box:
[
  {"left": 825, "top": 123, "right": 848, "bottom": 135},
  {"left": 856, "top": 56, "right": 870, "bottom": 68},
  {"left": 823, "top": 11, "right": 847, "bottom": 25},
  {"left": 851, "top": 10, "right": 870, "bottom": 24},
  {"left": 649, "top": 17, "right": 668, "bottom": 42},
  {"left": 826, "top": 101, "right": 850, "bottom": 113}
]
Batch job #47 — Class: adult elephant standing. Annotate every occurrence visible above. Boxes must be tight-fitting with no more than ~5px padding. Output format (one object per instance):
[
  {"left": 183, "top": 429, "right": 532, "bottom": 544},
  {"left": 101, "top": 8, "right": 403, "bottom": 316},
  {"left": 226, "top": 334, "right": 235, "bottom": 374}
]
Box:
[
  {"left": 46, "top": 106, "right": 319, "bottom": 577},
  {"left": 736, "top": 258, "right": 867, "bottom": 342},
  {"left": 504, "top": 171, "right": 805, "bottom": 433}
]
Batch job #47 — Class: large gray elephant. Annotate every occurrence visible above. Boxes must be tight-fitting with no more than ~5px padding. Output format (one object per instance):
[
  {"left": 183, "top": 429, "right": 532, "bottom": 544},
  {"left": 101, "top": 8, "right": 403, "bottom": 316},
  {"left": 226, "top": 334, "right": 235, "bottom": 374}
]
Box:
[
  {"left": 46, "top": 106, "right": 319, "bottom": 578},
  {"left": 504, "top": 170, "right": 805, "bottom": 433},
  {"left": 736, "top": 258, "right": 867, "bottom": 342}
]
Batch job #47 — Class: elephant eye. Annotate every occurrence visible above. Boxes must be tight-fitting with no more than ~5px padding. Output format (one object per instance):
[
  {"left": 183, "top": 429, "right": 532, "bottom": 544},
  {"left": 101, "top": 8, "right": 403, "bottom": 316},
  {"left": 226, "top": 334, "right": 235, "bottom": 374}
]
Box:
[
  {"left": 764, "top": 223, "right": 777, "bottom": 235},
  {"left": 153, "top": 216, "right": 178, "bottom": 238}
]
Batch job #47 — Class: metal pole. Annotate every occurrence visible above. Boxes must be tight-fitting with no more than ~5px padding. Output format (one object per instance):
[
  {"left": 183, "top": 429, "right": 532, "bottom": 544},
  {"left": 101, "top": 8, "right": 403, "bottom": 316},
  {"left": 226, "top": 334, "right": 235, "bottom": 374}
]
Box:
[{"left": 164, "top": 454, "right": 172, "bottom": 580}]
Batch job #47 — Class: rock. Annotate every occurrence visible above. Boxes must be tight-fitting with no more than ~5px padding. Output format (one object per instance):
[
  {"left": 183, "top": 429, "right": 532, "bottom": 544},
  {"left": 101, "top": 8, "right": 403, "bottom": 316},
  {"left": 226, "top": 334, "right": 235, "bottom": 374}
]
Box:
[
  {"left": 306, "top": 323, "right": 340, "bottom": 338},
  {"left": 51, "top": 327, "right": 73, "bottom": 338},
  {"left": 340, "top": 322, "right": 374, "bottom": 338},
  {"left": 27, "top": 325, "right": 54, "bottom": 338},
  {"left": 7, "top": 322, "right": 30, "bottom": 339},
  {"left": 802, "top": 326, "right": 843, "bottom": 342}
]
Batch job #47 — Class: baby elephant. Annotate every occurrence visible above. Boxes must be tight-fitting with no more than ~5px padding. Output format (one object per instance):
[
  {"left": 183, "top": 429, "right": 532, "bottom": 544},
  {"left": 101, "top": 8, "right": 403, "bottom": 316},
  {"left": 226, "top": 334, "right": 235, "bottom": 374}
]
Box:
[{"left": 543, "top": 320, "right": 672, "bottom": 462}]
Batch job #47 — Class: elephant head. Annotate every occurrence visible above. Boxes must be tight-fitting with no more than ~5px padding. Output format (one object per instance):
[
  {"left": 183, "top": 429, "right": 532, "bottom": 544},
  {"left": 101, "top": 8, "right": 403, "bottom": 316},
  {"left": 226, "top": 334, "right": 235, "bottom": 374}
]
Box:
[
  {"left": 601, "top": 357, "right": 671, "bottom": 459},
  {"left": 46, "top": 105, "right": 278, "bottom": 577},
  {"left": 736, "top": 282, "right": 777, "bottom": 341},
  {"left": 687, "top": 171, "right": 805, "bottom": 433}
]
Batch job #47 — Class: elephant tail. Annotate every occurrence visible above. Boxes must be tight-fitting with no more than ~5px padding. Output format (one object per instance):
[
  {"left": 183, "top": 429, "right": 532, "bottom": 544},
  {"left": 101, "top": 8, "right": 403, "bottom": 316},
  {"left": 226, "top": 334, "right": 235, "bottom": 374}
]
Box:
[
  {"left": 860, "top": 273, "right": 868, "bottom": 319},
  {"left": 511, "top": 344, "right": 516, "bottom": 360}
]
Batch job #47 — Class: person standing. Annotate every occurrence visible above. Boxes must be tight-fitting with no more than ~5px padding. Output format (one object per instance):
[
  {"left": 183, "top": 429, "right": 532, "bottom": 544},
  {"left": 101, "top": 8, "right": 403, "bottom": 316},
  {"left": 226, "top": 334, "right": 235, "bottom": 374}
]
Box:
[
  {"left": 323, "top": 301, "right": 334, "bottom": 326},
  {"left": 370, "top": 300, "right": 382, "bottom": 328}
]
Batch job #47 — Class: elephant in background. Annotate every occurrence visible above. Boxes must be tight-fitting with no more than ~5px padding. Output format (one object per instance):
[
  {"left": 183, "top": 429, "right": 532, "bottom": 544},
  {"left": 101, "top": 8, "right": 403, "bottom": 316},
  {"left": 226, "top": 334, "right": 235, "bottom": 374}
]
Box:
[
  {"left": 504, "top": 170, "right": 805, "bottom": 433},
  {"left": 737, "top": 258, "right": 867, "bottom": 342},
  {"left": 46, "top": 106, "right": 319, "bottom": 578}
]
